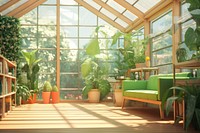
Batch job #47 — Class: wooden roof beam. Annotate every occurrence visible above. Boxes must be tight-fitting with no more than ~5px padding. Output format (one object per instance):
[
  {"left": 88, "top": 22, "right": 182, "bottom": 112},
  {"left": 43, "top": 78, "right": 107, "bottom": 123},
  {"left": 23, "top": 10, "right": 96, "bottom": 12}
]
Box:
[
  {"left": 7, "top": 0, "right": 37, "bottom": 16},
  {"left": 114, "top": 0, "right": 144, "bottom": 20},
  {"left": 74, "top": 0, "right": 125, "bottom": 32},
  {"left": 93, "top": 0, "right": 132, "bottom": 25},
  {"left": 14, "top": 0, "right": 47, "bottom": 18},
  {"left": 0, "top": 0, "right": 19, "bottom": 12}
]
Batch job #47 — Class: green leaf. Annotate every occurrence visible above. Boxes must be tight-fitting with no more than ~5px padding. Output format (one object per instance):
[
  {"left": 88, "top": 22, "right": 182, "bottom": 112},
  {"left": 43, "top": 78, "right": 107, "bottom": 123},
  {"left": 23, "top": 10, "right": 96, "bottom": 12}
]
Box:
[
  {"left": 86, "top": 38, "right": 100, "bottom": 56},
  {"left": 81, "top": 59, "right": 92, "bottom": 78},
  {"left": 185, "top": 27, "right": 197, "bottom": 51},
  {"left": 111, "top": 31, "right": 123, "bottom": 45},
  {"left": 165, "top": 96, "right": 179, "bottom": 116}
]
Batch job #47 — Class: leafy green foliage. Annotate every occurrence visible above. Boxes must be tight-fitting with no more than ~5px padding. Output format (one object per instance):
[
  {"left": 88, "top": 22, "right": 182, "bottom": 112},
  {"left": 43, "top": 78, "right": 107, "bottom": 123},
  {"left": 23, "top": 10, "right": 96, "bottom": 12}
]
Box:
[
  {"left": 81, "top": 26, "right": 111, "bottom": 101},
  {"left": 16, "top": 84, "right": 30, "bottom": 105},
  {"left": 21, "top": 50, "right": 42, "bottom": 93},
  {"left": 162, "top": 86, "right": 200, "bottom": 130},
  {"left": 0, "top": 15, "right": 22, "bottom": 61},
  {"left": 184, "top": 0, "right": 200, "bottom": 59}
]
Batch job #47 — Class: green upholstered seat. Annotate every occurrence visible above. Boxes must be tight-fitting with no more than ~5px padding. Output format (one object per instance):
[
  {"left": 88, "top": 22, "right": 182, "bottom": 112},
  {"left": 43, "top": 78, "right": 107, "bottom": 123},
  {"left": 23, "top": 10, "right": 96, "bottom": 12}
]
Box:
[{"left": 124, "top": 90, "right": 158, "bottom": 100}]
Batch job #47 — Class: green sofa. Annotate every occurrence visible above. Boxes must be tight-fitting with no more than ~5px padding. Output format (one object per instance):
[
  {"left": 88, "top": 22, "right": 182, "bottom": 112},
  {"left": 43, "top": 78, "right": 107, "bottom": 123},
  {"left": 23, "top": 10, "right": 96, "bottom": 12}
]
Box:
[{"left": 122, "top": 72, "right": 192, "bottom": 119}]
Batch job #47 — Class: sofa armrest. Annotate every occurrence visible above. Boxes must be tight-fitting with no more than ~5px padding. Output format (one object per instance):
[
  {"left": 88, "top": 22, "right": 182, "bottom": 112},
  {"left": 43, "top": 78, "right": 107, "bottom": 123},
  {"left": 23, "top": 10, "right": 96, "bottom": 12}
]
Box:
[
  {"left": 122, "top": 80, "right": 147, "bottom": 92},
  {"left": 158, "top": 77, "right": 173, "bottom": 101}
]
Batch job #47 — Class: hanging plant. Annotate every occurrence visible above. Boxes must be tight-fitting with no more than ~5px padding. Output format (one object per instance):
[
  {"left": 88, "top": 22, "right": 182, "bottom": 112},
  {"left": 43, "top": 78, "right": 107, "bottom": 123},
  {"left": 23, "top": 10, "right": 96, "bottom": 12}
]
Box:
[{"left": 0, "top": 15, "right": 22, "bottom": 61}]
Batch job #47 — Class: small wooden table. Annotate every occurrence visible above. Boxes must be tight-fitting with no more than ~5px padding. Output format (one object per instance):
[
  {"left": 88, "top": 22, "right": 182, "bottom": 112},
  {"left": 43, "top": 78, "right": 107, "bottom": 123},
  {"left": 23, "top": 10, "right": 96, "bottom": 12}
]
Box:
[{"left": 127, "top": 67, "right": 159, "bottom": 80}]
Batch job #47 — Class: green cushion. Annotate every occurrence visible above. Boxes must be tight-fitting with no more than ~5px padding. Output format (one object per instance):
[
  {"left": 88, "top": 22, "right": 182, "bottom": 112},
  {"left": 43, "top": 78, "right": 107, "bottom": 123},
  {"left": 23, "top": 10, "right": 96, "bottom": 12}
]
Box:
[
  {"left": 122, "top": 80, "right": 147, "bottom": 91},
  {"left": 146, "top": 75, "right": 160, "bottom": 91},
  {"left": 124, "top": 90, "right": 158, "bottom": 101}
]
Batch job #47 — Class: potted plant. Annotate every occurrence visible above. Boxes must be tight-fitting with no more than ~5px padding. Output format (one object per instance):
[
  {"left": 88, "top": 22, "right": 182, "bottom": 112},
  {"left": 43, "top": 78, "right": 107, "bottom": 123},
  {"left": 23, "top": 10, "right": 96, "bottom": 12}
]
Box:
[
  {"left": 42, "top": 81, "right": 52, "bottom": 104},
  {"left": 162, "top": 85, "right": 200, "bottom": 130},
  {"left": 16, "top": 83, "right": 30, "bottom": 105},
  {"left": 51, "top": 85, "right": 59, "bottom": 104},
  {"left": 81, "top": 26, "right": 111, "bottom": 103},
  {"left": 112, "top": 30, "right": 149, "bottom": 69},
  {"left": 21, "top": 50, "right": 42, "bottom": 103},
  {"left": 184, "top": 0, "right": 200, "bottom": 60}
]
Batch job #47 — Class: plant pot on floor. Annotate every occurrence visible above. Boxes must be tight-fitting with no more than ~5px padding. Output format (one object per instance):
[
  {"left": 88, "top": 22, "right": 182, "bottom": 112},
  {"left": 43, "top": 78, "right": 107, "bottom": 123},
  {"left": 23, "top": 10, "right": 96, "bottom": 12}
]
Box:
[
  {"left": 28, "top": 93, "right": 37, "bottom": 104},
  {"left": 51, "top": 92, "right": 59, "bottom": 104},
  {"left": 114, "top": 89, "right": 123, "bottom": 106},
  {"left": 88, "top": 89, "right": 100, "bottom": 103},
  {"left": 42, "top": 92, "right": 51, "bottom": 104}
]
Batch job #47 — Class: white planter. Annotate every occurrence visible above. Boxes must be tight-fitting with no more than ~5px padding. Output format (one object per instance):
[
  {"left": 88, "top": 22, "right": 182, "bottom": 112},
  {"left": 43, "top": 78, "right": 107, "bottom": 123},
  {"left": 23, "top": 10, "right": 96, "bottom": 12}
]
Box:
[
  {"left": 88, "top": 89, "right": 100, "bottom": 103},
  {"left": 114, "top": 89, "right": 123, "bottom": 106}
]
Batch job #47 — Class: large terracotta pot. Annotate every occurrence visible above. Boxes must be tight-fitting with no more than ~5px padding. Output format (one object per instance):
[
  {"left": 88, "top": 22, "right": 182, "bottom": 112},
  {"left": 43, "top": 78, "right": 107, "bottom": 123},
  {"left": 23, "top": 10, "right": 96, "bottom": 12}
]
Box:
[
  {"left": 51, "top": 92, "right": 59, "bottom": 104},
  {"left": 88, "top": 89, "right": 100, "bottom": 103},
  {"left": 42, "top": 92, "right": 51, "bottom": 104},
  {"left": 114, "top": 89, "right": 123, "bottom": 106}
]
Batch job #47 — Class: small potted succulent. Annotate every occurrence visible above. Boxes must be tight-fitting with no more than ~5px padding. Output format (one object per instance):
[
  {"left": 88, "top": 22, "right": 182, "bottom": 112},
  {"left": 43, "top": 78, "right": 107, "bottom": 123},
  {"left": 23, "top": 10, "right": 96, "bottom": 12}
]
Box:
[
  {"left": 51, "top": 85, "right": 59, "bottom": 104},
  {"left": 42, "top": 81, "right": 52, "bottom": 104}
]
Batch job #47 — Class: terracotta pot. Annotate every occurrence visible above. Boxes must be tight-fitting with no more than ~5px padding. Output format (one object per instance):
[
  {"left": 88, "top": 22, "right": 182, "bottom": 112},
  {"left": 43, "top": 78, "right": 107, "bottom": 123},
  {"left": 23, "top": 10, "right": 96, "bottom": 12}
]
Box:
[
  {"left": 88, "top": 89, "right": 100, "bottom": 103},
  {"left": 51, "top": 92, "right": 59, "bottom": 104},
  {"left": 114, "top": 89, "right": 123, "bottom": 107},
  {"left": 42, "top": 92, "right": 51, "bottom": 104}
]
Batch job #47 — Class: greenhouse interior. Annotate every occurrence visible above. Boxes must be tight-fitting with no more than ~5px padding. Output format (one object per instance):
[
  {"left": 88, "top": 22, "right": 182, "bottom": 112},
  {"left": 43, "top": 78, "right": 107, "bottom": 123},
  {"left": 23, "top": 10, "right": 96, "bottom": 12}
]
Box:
[{"left": 0, "top": 0, "right": 200, "bottom": 132}]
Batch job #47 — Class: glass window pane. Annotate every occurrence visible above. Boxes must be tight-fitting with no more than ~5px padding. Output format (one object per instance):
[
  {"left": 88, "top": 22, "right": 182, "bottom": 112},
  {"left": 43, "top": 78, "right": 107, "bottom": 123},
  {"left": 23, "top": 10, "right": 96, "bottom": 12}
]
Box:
[
  {"left": 22, "top": 38, "right": 37, "bottom": 49},
  {"left": 152, "top": 33, "right": 172, "bottom": 51},
  {"left": 38, "top": 26, "right": 56, "bottom": 37},
  {"left": 60, "top": 39, "right": 78, "bottom": 49},
  {"left": 152, "top": 12, "right": 172, "bottom": 34},
  {"left": 158, "top": 64, "right": 173, "bottom": 74},
  {"left": 20, "top": 9, "right": 37, "bottom": 25},
  {"left": 152, "top": 47, "right": 172, "bottom": 66},
  {"left": 43, "top": 0, "right": 56, "bottom": 5},
  {"left": 79, "top": 7, "right": 97, "bottom": 25},
  {"left": 79, "top": 27, "right": 96, "bottom": 37},
  {"left": 39, "top": 61, "right": 56, "bottom": 73},
  {"left": 38, "top": 50, "right": 56, "bottom": 62},
  {"left": 60, "top": 0, "right": 78, "bottom": 5},
  {"left": 21, "top": 26, "right": 37, "bottom": 37},
  {"left": 60, "top": 50, "right": 78, "bottom": 61},
  {"left": 60, "top": 74, "right": 79, "bottom": 88},
  {"left": 60, "top": 61, "right": 78, "bottom": 73},
  {"left": 38, "top": 6, "right": 56, "bottom": 25},
  {"left": 60, "top": 6, "right": 78, "bottom": 25},
  {"left": 60, "top": 26, "right": 78, "bottom": 37},
  {"left": 38, "top": 38, "right": 56, "bottom": 48},
  {"left": 79, "top": 39, "right": 91, "bottom": 49}
]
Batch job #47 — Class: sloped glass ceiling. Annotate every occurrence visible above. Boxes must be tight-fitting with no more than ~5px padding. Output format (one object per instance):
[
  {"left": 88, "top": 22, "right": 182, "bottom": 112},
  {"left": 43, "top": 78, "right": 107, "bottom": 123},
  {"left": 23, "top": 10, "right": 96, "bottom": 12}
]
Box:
[{"left": 0, "top": 0, "right": 162, "bottom": 31}]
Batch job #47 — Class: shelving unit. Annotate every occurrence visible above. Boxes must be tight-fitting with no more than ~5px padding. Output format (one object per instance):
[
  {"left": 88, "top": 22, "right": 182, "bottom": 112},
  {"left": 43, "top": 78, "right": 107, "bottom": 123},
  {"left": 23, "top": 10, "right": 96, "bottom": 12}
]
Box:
[
  {"left": 0, "top": 55, "right": 16, "bottom": 119},
  {"left": 173, "top": 59, "right": 200, "bottom": 128}
]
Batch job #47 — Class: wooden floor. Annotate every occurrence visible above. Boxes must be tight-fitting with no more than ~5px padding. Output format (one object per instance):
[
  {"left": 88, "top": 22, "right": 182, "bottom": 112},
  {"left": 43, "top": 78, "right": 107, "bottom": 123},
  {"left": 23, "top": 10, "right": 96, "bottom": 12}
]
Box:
[{"left": 0, "top": 103, "right": 198, "bottom": 133}]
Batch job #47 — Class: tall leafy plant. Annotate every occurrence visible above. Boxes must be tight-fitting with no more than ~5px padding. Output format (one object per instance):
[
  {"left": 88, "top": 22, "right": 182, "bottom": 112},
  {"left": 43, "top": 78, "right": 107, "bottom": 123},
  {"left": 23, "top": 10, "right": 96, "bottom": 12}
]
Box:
[
  {"left": 21, "top": 50, "right": 42, "bottom": 94},
  {"left": 184, "top": 0, "right": 200, "bottom": 60},
  {"left": 81, "top": 26, "right": 111, "bottom": 100}
]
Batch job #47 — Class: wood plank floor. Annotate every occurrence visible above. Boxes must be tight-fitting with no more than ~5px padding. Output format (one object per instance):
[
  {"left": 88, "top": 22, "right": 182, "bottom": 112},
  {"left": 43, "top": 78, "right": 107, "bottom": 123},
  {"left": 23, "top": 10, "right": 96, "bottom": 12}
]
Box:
[{"left": 0, "top": 103, "right": 198, "bottom": 133}]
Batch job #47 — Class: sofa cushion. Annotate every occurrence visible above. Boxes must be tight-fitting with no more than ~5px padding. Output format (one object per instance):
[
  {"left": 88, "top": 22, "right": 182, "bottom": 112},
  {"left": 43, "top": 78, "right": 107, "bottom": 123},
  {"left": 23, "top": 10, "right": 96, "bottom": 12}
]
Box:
[{"left": 124, "top": 90, "right": 158, "bottom": 101}]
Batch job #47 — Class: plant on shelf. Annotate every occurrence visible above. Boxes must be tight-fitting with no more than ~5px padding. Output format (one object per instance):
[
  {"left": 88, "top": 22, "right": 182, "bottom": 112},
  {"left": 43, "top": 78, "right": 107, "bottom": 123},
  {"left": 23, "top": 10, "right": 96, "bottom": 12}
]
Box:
[
  {"left": 51, "top": 85, "right": 59, "bottom": 104},
  {"left": 184, "top": 0, "right": 200, "bottom": 60},
  {"left": 162, "top": 85, "right": 200, "bottom": 130},
  {"left": 42, "top": 81, "right": 52, "bottom": 104},
  {"left": 21, "top": 50, "right": 42, "bottom": 103},
  {"left": 112, "top": 30, "right": 149, "bottom": 69},
  {"left": 81, "top": 26, "right": 111, "bottom": 102}
]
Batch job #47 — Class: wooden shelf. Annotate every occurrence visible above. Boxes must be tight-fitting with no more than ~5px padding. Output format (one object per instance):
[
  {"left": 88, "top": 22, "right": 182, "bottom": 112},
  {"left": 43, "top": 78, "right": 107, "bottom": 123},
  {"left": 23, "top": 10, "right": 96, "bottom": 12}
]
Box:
[
  {"left": 0, "top": 55, "right": 16, "bottom": 119},
  {"left": 175, "top": 60, "right": 200, "bottom": 69}
]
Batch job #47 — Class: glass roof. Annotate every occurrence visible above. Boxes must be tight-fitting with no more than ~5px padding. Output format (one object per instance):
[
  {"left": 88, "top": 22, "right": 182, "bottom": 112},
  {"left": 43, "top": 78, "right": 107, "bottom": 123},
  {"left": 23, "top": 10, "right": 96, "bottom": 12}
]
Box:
[{"left": 0, "top": 0, "right": 162, "bottom": 32}]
